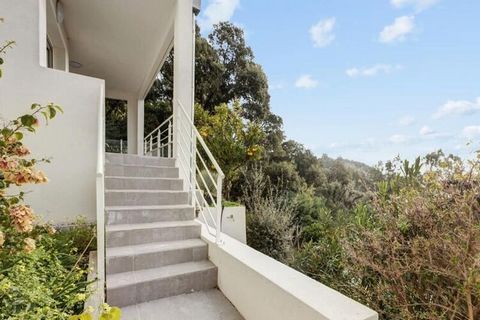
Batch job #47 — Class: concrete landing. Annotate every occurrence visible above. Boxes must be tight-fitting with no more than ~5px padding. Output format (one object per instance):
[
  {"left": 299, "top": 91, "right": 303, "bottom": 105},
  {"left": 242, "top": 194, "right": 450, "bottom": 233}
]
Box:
[{"left": 121, "top": 289, "right": 244, "bottom": 320}]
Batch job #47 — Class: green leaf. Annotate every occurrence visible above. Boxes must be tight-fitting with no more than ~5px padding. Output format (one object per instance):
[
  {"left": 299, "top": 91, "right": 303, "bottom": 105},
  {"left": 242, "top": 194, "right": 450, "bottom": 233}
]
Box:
[
  {"left": 31, "top": 103, "right": 40, "bottom": 110},
  {"left": 20, "top": 114, "right": 35, "bottom": 127},
  {"left": 48, "top": 105, "right": 57, "bottom": 119},
  {"left": 13, "top": 132, "right": 23, "bottom": 141},
  {"left": 1, "top": 128, "right": 12, "bottom": 137},
  {"left": 68, "top": 314, "right": 92, "bottom": 320},
  {"left": 41, "top": 110, "right": 49, "bottom": 123}
]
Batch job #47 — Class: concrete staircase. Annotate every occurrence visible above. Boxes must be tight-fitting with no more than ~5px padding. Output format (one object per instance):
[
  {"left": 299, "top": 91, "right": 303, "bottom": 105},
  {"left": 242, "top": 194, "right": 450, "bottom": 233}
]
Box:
[{"left": 104, "top": 153, "right": 217, "bottom": 307}]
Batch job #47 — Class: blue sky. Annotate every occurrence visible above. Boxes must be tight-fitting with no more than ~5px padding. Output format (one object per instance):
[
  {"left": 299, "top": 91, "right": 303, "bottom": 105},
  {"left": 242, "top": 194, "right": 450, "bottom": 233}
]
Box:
[{"left": 197, "top": 0, "right": 480, "bottom": 164}]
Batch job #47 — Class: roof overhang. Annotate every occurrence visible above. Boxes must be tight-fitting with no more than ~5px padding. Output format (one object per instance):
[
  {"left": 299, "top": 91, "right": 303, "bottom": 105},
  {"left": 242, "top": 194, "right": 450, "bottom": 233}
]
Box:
[{"left": 61, "top": 0, "right": 182, "bottom": 99}]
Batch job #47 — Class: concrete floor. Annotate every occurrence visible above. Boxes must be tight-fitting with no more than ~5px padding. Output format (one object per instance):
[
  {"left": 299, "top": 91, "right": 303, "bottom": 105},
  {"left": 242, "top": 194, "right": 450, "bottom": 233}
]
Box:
[{"left": 121, "top": 289, "right": 244, "bottom": 320}]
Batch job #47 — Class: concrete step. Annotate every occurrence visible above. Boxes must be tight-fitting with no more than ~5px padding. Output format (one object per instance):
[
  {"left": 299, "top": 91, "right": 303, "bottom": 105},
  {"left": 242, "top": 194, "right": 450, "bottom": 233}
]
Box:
[
  {"left": 105, "top": 176, "right": 183, "bottom": 190},
  {"left": 106, "top": 205, "right": 195, "bottom": 225},
  {"left": 105, "top": 190, "right": 189, "bottom": 206},
  {"left": 106, "top": 239, "right": 208, "bottom": 275},
  {"left": 106, "top": 260, "right": 217, "bottom": 307},
  {"left": 106, "top": 153, "right": 176, "bottom": 167},
  {"left": 106, "top": 220, "right": 201, "bottom": 247},
  {"left": 105, "top": 164, "right": 179, "bottom": 178}
]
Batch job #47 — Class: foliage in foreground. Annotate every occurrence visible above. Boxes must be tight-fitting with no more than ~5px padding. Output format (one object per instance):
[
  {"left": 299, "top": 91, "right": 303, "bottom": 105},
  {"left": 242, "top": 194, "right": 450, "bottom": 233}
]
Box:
[
  {"left": 347, "top": 153, "right": 480, "bottom": 319},
  {"left": 0, "top": 32, "right": 103, "bottom": 319}
]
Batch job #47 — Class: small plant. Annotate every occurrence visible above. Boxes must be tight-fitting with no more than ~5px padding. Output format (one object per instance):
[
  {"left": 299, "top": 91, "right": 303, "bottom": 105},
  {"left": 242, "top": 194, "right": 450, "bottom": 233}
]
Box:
[{"left": 69, "top": 303, "right": 122, "bottom": 320}]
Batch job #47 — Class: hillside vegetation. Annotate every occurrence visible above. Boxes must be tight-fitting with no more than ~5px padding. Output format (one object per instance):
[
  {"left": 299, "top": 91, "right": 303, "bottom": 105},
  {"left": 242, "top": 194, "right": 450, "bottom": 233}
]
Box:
[{"left": 105, "top": 22, "right": 480, "bottom": 320}]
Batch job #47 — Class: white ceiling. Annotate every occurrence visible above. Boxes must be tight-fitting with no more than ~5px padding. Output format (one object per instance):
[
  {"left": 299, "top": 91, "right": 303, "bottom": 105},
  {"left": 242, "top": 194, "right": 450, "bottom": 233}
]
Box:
[{"left": 62, "top": 0, "right": 176, "bottom": 98}]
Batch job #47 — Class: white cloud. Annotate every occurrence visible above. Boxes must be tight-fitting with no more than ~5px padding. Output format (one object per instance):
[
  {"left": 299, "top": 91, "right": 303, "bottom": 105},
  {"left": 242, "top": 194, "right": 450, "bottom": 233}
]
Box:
[
  {"left": 391, "top": 0, "right": 439, "bottom": 12},
  {"left": 398, "top": 115, "right": 416, "bottom": 126},
  {"left": 295, "top": 75, "right": 319, "bottom": 89},
  {"left": 433, "top": 97, "right": 480, "bottom": 119},
  {"left": 379, "top": 16, "right": 415, "bottom": 43},
  {"left": 346, "top": 64, "right": 402, "bottom": 78},
  {"left": 419, "top": 126, "right": 435, "bottom": 136},
  {"left": 462, "top": 126, "right": 480, "bottom": 139},
  {"left": 269, "top": 83, "right": 286, "bottom": 90},
  {"left": 198, "top": 0, "right": 240, "bottom": 32},
  {"left": 309, "top": 18, "right": 336, "bottom": 48},
  {"left": 389, "top": 134, "right": 409, "bottom": 144}
]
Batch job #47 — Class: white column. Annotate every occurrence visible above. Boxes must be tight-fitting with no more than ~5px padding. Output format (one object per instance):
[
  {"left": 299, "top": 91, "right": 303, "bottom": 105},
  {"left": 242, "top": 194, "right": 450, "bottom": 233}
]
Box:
[
  {"left": 137, "top": 99, "right": 145, "bottom": 155},
  {"left": 173, "top": 0, "right": 195, "bottom": 184},
  {"left": 127, "top": 97, "right": 144, "bottom": 155}
]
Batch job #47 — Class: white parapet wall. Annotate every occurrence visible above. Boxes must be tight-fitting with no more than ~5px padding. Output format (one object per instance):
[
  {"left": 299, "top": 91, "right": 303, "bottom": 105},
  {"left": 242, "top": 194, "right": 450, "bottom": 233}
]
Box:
[
  {"left": 198, "top": 205, "right": 247, "bottom": 244},
  {"left": 201, "top": 227, "right": 378, "bottom": 320}
]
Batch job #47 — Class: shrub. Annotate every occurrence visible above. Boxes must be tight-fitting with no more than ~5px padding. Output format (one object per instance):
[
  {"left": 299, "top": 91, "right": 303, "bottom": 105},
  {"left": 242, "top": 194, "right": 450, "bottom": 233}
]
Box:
[
  {"left": 0, "top": 223, "right": 95, "bottom": 320},
  {"left": 242, "top": 166, "right": 296, "bottom": 262},
  {"left": 347, "top": 153, "right": 480, "bottom": 319}
]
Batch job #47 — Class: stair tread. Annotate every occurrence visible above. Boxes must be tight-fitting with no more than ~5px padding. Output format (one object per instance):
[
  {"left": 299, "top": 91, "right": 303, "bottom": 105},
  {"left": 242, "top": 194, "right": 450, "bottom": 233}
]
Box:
[
  {"left": 105, "top": 176, "right": 182, "bottom": 180},
  {"left": 106, "top": 153, "right": 174, "bottom": 160},
  {"left": 107, "top": 260, "right": 216, "bottom": 289},
  {"left": 106, "top": 163, "right": 176, "bottom": 169},
  {"left": 106, "top": 239, "right": 206, "bottom": 258},
  {"left": 106, "top": 220, "right": 199, "bottom": 232},
  {"left": 105, "top": 189, "right": 187, "bottom": 193},
  {"left": 106, "top": 204, "right": 193, "bottom": 211}
]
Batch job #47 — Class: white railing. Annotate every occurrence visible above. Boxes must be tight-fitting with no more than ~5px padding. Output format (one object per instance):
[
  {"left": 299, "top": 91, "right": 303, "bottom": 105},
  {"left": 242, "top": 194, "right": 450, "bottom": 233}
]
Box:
[
  {"left": 177, "top": 100, "right": 225, "bottom": 243},
  {"left": 143, "top": 100, "right": 225, "bottom": 244},
  {"left": 105, "top": 139, "right": 127, "bottom": 154},
  {"left": 144, "top": 115, "right": 173, "bottom": 157}
]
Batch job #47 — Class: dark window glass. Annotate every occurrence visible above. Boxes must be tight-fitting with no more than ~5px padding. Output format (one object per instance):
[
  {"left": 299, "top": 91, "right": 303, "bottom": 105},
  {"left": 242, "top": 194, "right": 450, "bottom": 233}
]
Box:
[{"left": 46, "top": 37, "right": 53, "bottom": 68}]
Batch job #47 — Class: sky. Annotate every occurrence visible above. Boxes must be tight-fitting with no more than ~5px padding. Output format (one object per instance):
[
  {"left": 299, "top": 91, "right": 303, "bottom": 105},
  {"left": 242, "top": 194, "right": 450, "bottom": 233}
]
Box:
[{"left": 197, "top": 0, "right": 480, "bottom": 165}]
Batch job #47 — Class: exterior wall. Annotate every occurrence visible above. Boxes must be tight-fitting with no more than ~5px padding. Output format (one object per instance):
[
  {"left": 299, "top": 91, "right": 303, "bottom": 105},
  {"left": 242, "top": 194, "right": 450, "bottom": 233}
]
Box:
[
  {"left": 0, "top": 0, "right": 105, "bottom": 224},
  {"left": 198, "top": 206, "right": 247, "bottom": 243},
  {"left": 202, "top": 228, "right": 378, "bottom": 320}
]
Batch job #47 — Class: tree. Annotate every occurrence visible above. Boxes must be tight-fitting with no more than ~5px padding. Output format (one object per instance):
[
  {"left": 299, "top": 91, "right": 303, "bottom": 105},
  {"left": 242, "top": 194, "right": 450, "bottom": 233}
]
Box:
[{"left": 195, "top": 102, "right": 264, "bottom": 198}]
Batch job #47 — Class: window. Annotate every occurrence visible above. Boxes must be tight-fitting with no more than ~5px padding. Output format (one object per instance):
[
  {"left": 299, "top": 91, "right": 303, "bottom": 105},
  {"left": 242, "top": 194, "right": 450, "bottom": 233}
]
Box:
[{"left": 46, "top": 37, "right": 53, "bottom": 68}]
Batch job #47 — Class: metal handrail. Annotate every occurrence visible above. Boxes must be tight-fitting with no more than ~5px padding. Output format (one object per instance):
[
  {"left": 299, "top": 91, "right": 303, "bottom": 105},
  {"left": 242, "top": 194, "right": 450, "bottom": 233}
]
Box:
[
  {"left": 176, "top": 99, "right": 225, "bottom": 243},
  {"left": 176, "top": 101, "right": 224, "bottom": 177},
  {"left": 142, "top": 99, "right": 225, "bottom": 244},
  {"left": 143, "top": 115, "right": 173, "bottom": 157}
]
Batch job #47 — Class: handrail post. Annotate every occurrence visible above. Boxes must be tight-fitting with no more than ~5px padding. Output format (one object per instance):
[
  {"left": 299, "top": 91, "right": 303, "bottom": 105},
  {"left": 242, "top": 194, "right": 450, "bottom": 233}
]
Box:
[
  {"left": 215, "top": 174, "right": 223, "bottom": 244},
  {"left": 191, "top": 133, "right": 196, "bottom": 207},
  {"left": 120, "top": 139, "right": 123, "bottom": 154},
  {"left": 144, "top": 140, "right": 147, "bottom": 156},
  {"left": 157, "top": 129, "right": 161, "bottom": 157},
  {"left": 168, "top": 120, "right": 172, "bottom": 158},
  {"left": 149, "top": 135, "right": 153, "bottom": 157}
]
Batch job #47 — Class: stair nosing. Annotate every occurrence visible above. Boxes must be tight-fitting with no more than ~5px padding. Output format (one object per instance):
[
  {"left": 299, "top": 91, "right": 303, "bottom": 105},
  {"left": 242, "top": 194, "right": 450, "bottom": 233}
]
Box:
[
  {"left": 106, "top": 220, "right": 200, "bottom": 232},
  {"left": 106, "top": 164, "right": 178, "bottom": 169},
  {"left": 105, "top": 189, "right": 188, "bottom": 193},
  {"left": 106, "top": 239, "right": 206, "bottom": 258},
  {"left": 106, "top": 204, "right": 193, "bottom": 211},
  {"left": 106, "top": 260, "right": 216, "bottom": 290},
  {"left": 105, "top": 153, "right": 175, "bottom": 160},
  {"left": 105, "top": 176, "right": 182, "bottom": 181}
]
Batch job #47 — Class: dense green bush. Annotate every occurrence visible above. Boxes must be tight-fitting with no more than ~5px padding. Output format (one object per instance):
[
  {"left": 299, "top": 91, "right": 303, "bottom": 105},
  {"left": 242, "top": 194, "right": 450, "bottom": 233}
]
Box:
[
  {"left": 242, "top": 167, "right": 295, "bottom": 262},
  {"left": 0, "top": 222, "right": 96, "bottom": 320}
]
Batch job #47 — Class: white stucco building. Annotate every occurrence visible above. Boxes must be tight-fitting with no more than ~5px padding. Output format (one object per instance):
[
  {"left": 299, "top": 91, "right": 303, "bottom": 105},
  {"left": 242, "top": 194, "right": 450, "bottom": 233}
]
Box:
[{"left": 0, "top": 1, "right": 378, "bottom": 319}]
